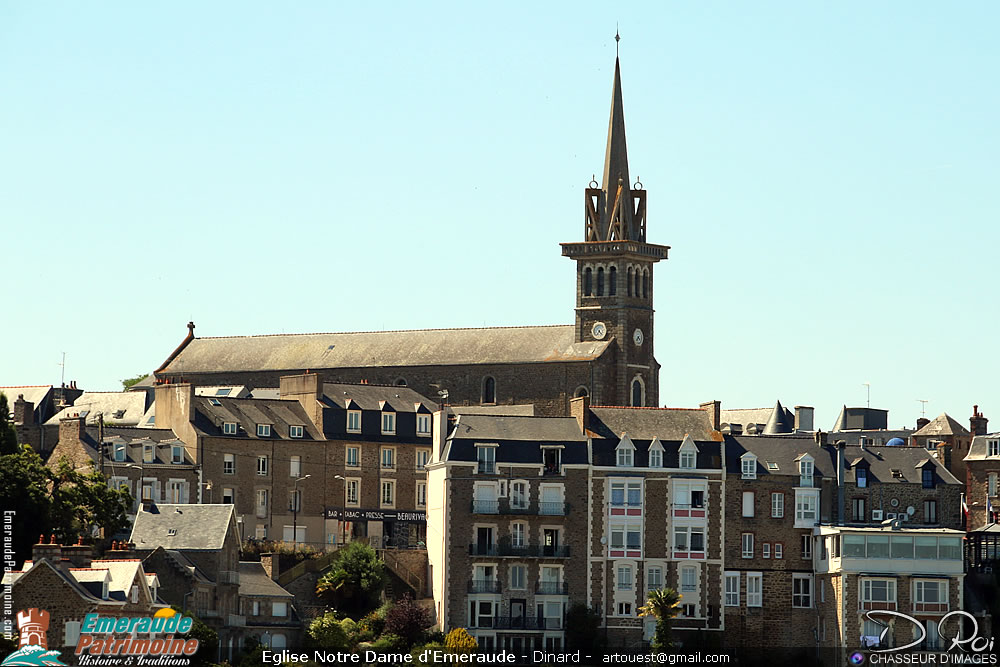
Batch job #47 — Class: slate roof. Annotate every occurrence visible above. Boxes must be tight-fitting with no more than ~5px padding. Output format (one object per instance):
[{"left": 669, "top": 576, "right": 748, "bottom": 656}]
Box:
[
  {"left": 450, "top": 404, "right": 535, "bottom": 417},
  {"left": 834, "top": 445, "right": 962, "bottom": 486},
  {"left": 130, "top": 504, "right": 235, "bottom": 551},
  {"left": 321, "top": 383, "right": 438, "bottom": 412},
  {"left": 719, "top": 407, "right": 773, "bottom": 432},
  {"left": 0, "top": 385, "right": 54, "bottom": 415},
  {"left": 964, "top": 433, "right": 1000, "bottom": 461},
  {"left": 446, "top": 415, "right": 588, "bottom": 465},
  {"left": 158, "top": 325, "right": 611, "bottom": 374},
  {"left": 2, "top": 559, "right": 110, "bottom": 604},
  {"left": 832, "top": 406, "right": 889, "bottom": 432},
  {"left": 90, "top": 559, "right": 145, "bottom": 601},
  {"left": 591, "top": 436, "right": 722, "bottom": 469},
  {"left": 192, "top": 397, "right": 323, "bottom": 440},
  {"left": 238, "top": 561, "right": 294, "bottom": 598},
  {"left": 87, "top": 427, "right": 191, "bottom": 466},
  {"left": 46, "top": 392, "right": 150, "bottom": 426},
  {"left": 587, "top": 406, "right": 716, "bottom": 441},
  {"left": 913, "top": 413, "right": 970, "bottom": 438},
  {"left": 724, "top": 435, "right": 831, "bottom": 477}
]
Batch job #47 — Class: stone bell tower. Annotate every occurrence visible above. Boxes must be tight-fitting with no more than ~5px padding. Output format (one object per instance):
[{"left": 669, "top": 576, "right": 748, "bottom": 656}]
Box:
[{"left": 560, "top": 51, "right": 669, "bottom": 407}]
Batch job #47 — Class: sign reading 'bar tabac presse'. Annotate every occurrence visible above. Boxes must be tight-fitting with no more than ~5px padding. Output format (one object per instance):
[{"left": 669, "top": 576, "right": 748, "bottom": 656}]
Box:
[{"left": 325, "top": 507, "right": 426, "bottom": 523}]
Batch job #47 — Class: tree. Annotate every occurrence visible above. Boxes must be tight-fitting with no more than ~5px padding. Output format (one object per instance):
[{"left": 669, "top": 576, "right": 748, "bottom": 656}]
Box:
[
  {"left": 0, "top": 446, "right": 133, "bottom": 565},
  {"left": 0, "top": 392, "right": 19, "bottom": 455},
  {"left": 171, "top": 608, "right": 218, "bottom": 667},
  {"left": 639, "top": 588, "right": 682, "bottom": 650},
  {"left": 444, "top": 628, "right": 478, "bottom": 652},
  {"left": 564, "top": 604, "right": 604, "bottom": 651},
  {"left": 121, "top": 373, "right": 149, "bottom": 391},
  {"left": 305, "top": 612, "right": 351, "bottom": 650},
  {"left": 383, "top": 596, "right": 433, "bottom": 650},
  {"left": 316, "top": 541, "right": 386, "bottom": 617}
]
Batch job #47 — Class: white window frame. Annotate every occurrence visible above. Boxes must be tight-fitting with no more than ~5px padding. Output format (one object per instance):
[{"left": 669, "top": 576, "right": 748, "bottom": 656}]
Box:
[
  {"left": 914, "top": 579, "right": 948, "bottom": 612},
  {"left": 416, "top": 448, "right": 431, "bottom": 470},
  {"left": 724, "top": 572, "right": 740, "bottom": 606},
  {"left": 416, "top": 414, "right": 431, "bottom": 436},
  {"left": 380, "top": 480, "right": 395, "bottom": 508},
  {"left": 802, "top": 534, "right": 813, "bottom": 559},
  {"left": 617, "top": 447, "right": 634, "bottom": 467},
  {"left": 511, "top": 522, "right": 526, "bottom": 548},
  {"left": 792, "top": 574, "right": 813, "bottom": 608},
  {"left": 223, "top": 422, "right": 238, "bottom": 435},
  {"left": 679, "top": 450, "right": 695, "bottom": 469},
  {"left": 381, "top": 411, "right": 396, "bottom": 435},
  {"left": 989, "top": 439, "right": 1000, "bottom": 457},
  {"left": 171, "top": 445, "right": 184, "bottom": 464},
  {"left": 647, "top": 566, "right": 663, "bottom": 591},
  {"left": 290, "top": 455, "right": 301, "bottom": 478},
  {"left": 347, "top": 410, "right": 361, "bottom": 433},
  {"left": 257, "top": 455, "right": 269, "bottom": 476},
  {"left": 741, "top": 454, "right": 757, "bottom": 479},
  {"left": 798, "top": 456, "right": 814, "bottom": 487},
  {"left": 762, "top": 543, "right": 770, "bottom": 559},
  {"left": 346, "top": 446, "right": 360, "bottom": 468},
  {"left": 771, "top": 492, "right": 784, "bottom": 518},
  {"left": 416, "top": 481, "right": 427, "bottom": 508},
  {"left": 143, "top": 444, "right": 154, "bottom": 463},
  {"left": 742, "top": 533, "right": 754, "bottom": 559},
  {"left": 857, "top": 466, "right": 868, "bottom": 488},
  {"left": 257, "top": 424, "right": 271, "bottom": 438},
  {"left": 256, "top": 489, "right": 268, "bottom": 517},
  {"left": 794, "top": 489, "right": 820, "bottom": 528},
  {"left": 649, "top": 448, "right": 663, "bottom": 468},
  {"left": 861, "top": 578, "right": 897, "bottom": 609},
  {"left": 345, "top": 478, "right": 360, "bottom": 506},
  {"left": 113, "top": 442, "right": 125, "bottom": 462},
  {"left": 222, "top": 487, "right": 234, "bottom": 504},
  {"left": 990, "top": 473, "right": 998, "bottom": 498},
  {"left": 774, "top": 543, "right": 783, "bottom": 559},
  {"left": 747, "top": 572, "right": 762, "bottom": 607},
  {"left": 617, "top": 565, "right": 633, "bottom": 591},
  {"left": 381, "top": 446, "right": 396, "bottom": 470},
  {"left": 477, "top": 446, "right": 496, "bottom": 474},
  {"left": 511, "top": 481, "right": 529, "bottom": 509},
  {"left": 680, "top": 566, "right": 697, "bottom": 593},
  {"left": 510, "top": 565, "right": 526, "bottom": 591},
  {"left": 742, "top": 491, "right": 755, "bottom": 518},
  {"left": 289, "top": 425, "right": 304, "bottom": 439}
]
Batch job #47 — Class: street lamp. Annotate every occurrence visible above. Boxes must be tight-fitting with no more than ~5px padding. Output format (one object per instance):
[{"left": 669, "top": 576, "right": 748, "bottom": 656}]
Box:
[
  {"left": 333, "top": 475, "right": 345, "bottom": 546},
  {"left": 291, "top": 474, "right": 311, "bottom": 549}
]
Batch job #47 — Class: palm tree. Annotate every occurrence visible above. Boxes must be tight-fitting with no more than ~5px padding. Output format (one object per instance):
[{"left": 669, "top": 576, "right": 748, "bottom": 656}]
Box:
[{"left": 639, "top": 587, "right": 682, "bottom": 649}]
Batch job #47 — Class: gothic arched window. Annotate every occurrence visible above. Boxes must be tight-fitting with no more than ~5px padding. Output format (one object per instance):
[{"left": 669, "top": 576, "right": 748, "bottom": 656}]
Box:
[
  {"left": 642, "top": 270, "right": 649, "bottom": 299},
  {"left": 634, "top": 270, "right": 641, "bottom": 298},
  {"left": 609, "top": 266, "right": 617, "bottom": 296},
  {"left": 631, "top": 378, "right": 644, "bottom": 407},
  {"left": 627, "top": 267, "right": 633, "bottom": 297},
  {"left": 597, "top": 267, "right": 605, "bottom": 296},
  {"left": 482, "top": 376, "right": 497, "bottom": 404},
  {"left": 584, "top": 268, "right": 593, "bottom": 297}
]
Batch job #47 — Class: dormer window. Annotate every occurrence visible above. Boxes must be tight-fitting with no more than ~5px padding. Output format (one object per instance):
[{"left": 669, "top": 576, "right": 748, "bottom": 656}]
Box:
[
  {"left": 416, "top": 414, "right": 431, "bottom": 436},
  {"left": 381, "top": 411, "right": 396, "bottom": 435},
  {"left": 347, "top": 410, "right": 361, "bottom": 433},
  {"left": 257, "top": 424, "right": 271, "bottom": 438},
  {"left": 798, "top": 456, "right": 814, "bottom": 487},
  {"left": 223, "top": 422, "right": 237, "bottom": 435},
  {"left": 856, "top": 467, "right": 868, "bottom": 488},
  {"left": 649, "top": 448, "right": 662, "bottom": 468},
  {"left": 616, "top": 435, "right": 635, "bottom": 467},
  {"left": 922, "top": 468, "right": 934, "bottom": 489},
  {"left": 289, "top": 425, "right": 304, "bottom": 439},
  {"left": 989, "top": 440, "right": 1000, "bottom": 457},
  {"left": 143, "top": 445, "right": 154, "bottom": 463},
  {"left": 171, "top": 445, "right": 184, "bottom": 464},
  {"left": 741, "top": 454, "right": 757, "bottom": 479},
  {"left": 113, "top": 443, "right": 125, "bottom": 462},
  {"left": 679, "top": 436, "right": 698, "bottom": 470},
  {"left": 477, "top": 446, "right": 496, "bottom": 474}
]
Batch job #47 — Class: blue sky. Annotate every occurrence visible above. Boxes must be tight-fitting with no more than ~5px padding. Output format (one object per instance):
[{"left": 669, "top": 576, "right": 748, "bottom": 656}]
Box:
[{"left": 2, "top": 2, "right": 997, "bottom": 430}]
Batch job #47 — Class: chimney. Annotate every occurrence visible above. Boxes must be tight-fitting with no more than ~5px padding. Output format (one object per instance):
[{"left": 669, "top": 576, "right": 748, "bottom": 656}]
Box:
[
  {"left": 971, "top": 405, "right": 989, "bottom": 436},
  {"left": 58, "top": 416, "right": 86, "bottom": 449},
  {"left": 794, "top": 406, "right": 814, "bottom": 432},
  {"left": 13, "top": 395, "right": 34, "bottom": 426},
  {"left": 279, "top": 374, "right": 324, "bottom": 431},
  {"left": 570, "top": 395, "right": 591, "bottom": 434},
  {"left": 813, "top": 430, "right": 828, "bottom": 446},
  {"left": 917, "top": 417, "right": 930, "bottom": 430},
  {"left": 260, "top": 552, "right": 280, "bottom": 581},
  {"left": 106, "top": 541, "right": 136, "bottom": 559},
  {"left": 432, "top": 410, "right": 449, "bottom": 465},
  {"left": 836, "top": 441, "right": 846, "bottom": 526},
  {"left": 32, "top": 535, "right": 62, "bottom": 563},
  {"left": 937, "top": 442, "right": 953, "bottom": 472},
  {"left": 699, "top": 400, "right": 721, "bottom": 432},
  {"left": 62, "top": 537, "right": 93, "bottom": 568}
]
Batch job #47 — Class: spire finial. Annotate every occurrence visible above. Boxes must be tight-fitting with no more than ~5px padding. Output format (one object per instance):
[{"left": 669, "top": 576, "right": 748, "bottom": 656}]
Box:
[{"left": 615, "top": 26, "right": 620, "bottom": 58}]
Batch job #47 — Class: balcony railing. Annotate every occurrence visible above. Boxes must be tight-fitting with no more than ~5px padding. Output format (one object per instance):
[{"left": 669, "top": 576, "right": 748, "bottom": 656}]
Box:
[
  {"left": 468, "top": 543, "right": 571, "bottom": 558},
  {"left": 538, "top": 502, "right": 567, "bottom": 516},
  {"left": 542, "top": 464, "right": 561, "bottom": 477},
  {"left": 467, "top": 579, "right": 502, "bottom": 594},
  {"left": 471, "top": 500, "right": 500, "bottom": 514},
  {"left": 490, "top": 616, "right": 562, "bottom": 631},
  {"left": 478, "top": 462, "right": 496, "bottom": 474},
  {"left": 535, "top": 581, "right": 569, "bottom": 595}
]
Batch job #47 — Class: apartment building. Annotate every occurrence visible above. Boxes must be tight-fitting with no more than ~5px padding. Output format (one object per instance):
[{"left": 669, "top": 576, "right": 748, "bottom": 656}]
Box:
[
  {"left": 964, "top": 430, "right": 1000, "bottom": 531},
  {"left": 154, "top": 374, "right": 436, "bottom": 548}
]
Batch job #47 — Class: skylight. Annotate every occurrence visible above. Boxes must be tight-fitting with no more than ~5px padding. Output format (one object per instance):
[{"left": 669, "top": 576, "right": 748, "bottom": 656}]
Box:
[
  {"left": 208, "top": 398, "right": 221, "bottom": 406},
  {"left": 767, "top": 462, "right": 779, "bottom": 471}
]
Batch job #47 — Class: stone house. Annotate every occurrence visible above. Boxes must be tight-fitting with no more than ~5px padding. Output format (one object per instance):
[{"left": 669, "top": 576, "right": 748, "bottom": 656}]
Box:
[
  {"left": 237, "top": 561, "right": 300, "bottom": 650},
  {"left": 964, "top": 430, "right": 1000, "bottom": 531}
]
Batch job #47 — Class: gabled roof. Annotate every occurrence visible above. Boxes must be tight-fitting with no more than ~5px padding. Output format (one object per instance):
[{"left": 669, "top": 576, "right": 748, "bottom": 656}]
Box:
[
  {"left": 89, "top": 559, "right": 146, "bottom": 601},
  {"left": 725, "top": 435, "right": 830, "bottom": 477},
  {"left": 449, "top": 414, "right": 584, "bottom": 442},
  {"left": 587, "top": 406, "right": 716, "bottom": 441},
  {"left": 238, "top": 561, "right": 294, "bottom": 598},
  {"left": 130, "top": 504, "right": 235, "bottom": 551},
  {"left": 913, "top": 413, "right": 970, "bottom": 438},
  {"left": 158, "top": 325, "right": 611, "bottom": 375},
  {"left": 192, "top": 397, "right": 322, "bottom": 440},
  {"left": 834, "top": 445, "right": 962, "bottom": 486},
  {"left": 0, "top": 385, "right": 54, "bottom": 412},
  {"left": 320, "top": 383, "right": 437, "bottom": 412}
]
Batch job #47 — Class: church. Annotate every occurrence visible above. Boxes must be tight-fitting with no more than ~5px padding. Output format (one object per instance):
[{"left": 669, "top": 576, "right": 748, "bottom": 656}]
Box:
[{"left": 154, "top": 55, "right": 670, "bottom": 417}]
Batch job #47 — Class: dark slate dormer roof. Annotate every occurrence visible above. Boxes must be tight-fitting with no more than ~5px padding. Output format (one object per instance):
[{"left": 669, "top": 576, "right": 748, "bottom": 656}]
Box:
[
  {"left": 321, "top": 383, "right": 438, "bottom": 413},
  {"left": 913, "top": 413, "right": 970, "bottom": 438},
  {"left": 591, "top": 437, "right": 722, "bottom": 470},
  {"left": 763, "top": 400, "right": 795, "bottom": 435},
  {"left": 238, "top": 561, "right": 294, "bottom": 598},
  {"left": 832, "top": 445, "right": 962, "bottom": 486},
  {"left": 130, "top": 504, "right": 235, "bottom": 551},
  {"left": 159, "top": 326, "right": 612, "bottom": 375},
  {"left": 93, "top": 427, "right": 191, "bottom": 465},
  {"left": 587, "top": 407, "right": 716, "bottom": 441},
  {"left": 964, "top": 433, "right": 1000, "bottom": 461},
  {"left": 193, "top": 397, "right": 322, "bottom": 440},
  {"left": 724, "top": 435, "right": 830, "bottom": 477},
  {"left": 446, "top": 415, "right": 588, "bottom": 465}
]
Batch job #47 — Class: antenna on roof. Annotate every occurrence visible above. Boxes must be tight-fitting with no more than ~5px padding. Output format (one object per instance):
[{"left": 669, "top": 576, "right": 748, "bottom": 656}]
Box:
[
  {"left": 862, "top": 382, "right": 870, "bottom": 408},
  {"left": 917, "top": 399, "right": 929, "bottom": 418},
  {"left": 59, "top": 352, "right": 66, "bottom": 387}
]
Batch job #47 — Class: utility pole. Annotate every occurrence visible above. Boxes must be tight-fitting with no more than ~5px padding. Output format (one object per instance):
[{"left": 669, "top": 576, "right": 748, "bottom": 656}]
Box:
[{"left": 292, "top": 474, "right": 311, "bottom": 548}]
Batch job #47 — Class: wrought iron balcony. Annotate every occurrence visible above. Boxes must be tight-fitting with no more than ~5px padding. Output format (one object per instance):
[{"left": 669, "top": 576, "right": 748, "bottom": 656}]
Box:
[
  {"left": 471, "top": 500, "right": 500, "bottom": 514},
  {"left": 538, "top": 502, "right": 567, "bottom": 516},
  {"left": 490, "top": 616, "right": 562, "bottom": 630},
  {"left": 468, "top": 543, "right": 570, "bottom": 558},
  {"left": 467, "top": 579, "right": 502, "bottom": 594}
]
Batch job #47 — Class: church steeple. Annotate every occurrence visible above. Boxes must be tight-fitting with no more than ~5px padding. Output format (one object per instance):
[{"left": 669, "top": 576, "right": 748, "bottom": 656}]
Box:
[{"left": 600, "top": 56, "right": 635, "bottom": 241}]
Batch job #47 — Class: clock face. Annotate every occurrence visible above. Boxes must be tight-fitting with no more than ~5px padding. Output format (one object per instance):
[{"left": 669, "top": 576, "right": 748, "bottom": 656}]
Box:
[
  {"left": 633, "top": 328, "right": 644, "bottom": 346},
  {"left": 591, "top": 322, "right": 607, "bottom": 340}
]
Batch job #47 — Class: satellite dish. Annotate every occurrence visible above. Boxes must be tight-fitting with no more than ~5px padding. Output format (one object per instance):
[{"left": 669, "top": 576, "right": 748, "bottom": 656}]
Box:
[{"left": 907, "top": 506, "right": 915, "bottom": 516}]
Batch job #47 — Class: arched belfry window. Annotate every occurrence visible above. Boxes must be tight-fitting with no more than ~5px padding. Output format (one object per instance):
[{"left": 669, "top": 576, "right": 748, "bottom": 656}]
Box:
[
  {"left": 574, "top": 386, "right": 589, "bottom": 398},
  {"left": 596, "top": 267, "right": 605, "bottom": 296},
  {"left": 634, "top": 270, "right": 641, "bottom": 298},
  {"left": 482, "top": 376, "right": 496, "bottom": 404},
  {"left": 609, "top": 266, "right": 617, "bottom": 296},
  {"left": 642, "top": 270, "right": 649, "bottom": 299},
  {"left": 627, "top": 267, "right": 633, "bottom": 297},
  {"left": 583, "top": 267, "right": 593, "bottom": 297},
  {"left": 395, "top": 378, "right": 407, "bottom": 386},
  {"left": 631, "top": 377, "right": 645, "bottom": 407}
]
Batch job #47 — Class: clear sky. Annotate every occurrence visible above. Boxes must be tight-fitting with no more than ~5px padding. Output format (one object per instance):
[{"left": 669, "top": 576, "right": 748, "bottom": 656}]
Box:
[{"left": 2, "top": 2, "right": 997, "bottom": 430}]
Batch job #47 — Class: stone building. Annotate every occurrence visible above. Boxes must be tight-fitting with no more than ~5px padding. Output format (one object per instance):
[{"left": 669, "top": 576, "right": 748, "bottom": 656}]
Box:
[
  {"left": 1, "top": 537, "right": 164, "bottom": 657},
  {"left": 3, "top": 384, "right": 84, "bottom": 456},
  {"left": 964, "top": 429, "right": 1000, "bottom": 531},
  {"left": 427, "top": 397, "right": 723, "bottom": 649},
  {"left": 237, "top": 561, "right": 301, "bottom": 650},
  {"left": 154, "top": 374, "right": 436, "bottom": 548},
  {"left": 913, "top": 412, "right": 972, "bottom": 483},
  {"left": 152, "top": 52, "right": 669, "bottom": 416}
]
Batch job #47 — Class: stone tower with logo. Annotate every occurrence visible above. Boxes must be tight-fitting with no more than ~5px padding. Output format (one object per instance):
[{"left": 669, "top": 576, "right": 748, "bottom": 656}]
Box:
[{"left": 561, "top": 54, "right": 669, "bottom": 407}]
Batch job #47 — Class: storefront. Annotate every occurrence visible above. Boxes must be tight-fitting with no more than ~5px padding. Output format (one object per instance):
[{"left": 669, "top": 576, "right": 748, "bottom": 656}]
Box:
[{"left": 325, "top": 507, "right": 427, "bottom": 548}]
